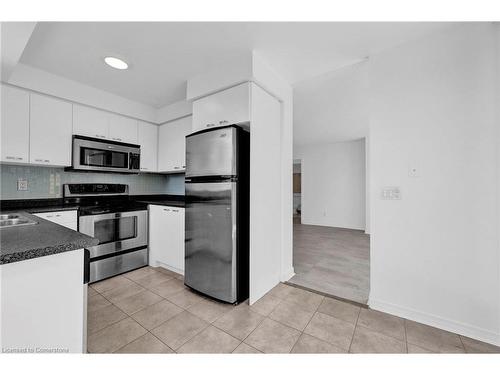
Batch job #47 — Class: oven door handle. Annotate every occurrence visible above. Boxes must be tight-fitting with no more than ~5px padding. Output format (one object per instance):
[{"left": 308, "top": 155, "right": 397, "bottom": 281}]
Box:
[{"left": 86, "top": 210, "right": 147, "bottom": 221}]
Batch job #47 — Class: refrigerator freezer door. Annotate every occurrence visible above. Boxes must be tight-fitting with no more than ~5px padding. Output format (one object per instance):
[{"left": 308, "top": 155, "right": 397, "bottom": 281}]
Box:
[
  {"left": 186, "top": 127, "right": 237, "bottom": 177},
  {"left": 184, "top": 181, "right": 237, "bottom": 303}
]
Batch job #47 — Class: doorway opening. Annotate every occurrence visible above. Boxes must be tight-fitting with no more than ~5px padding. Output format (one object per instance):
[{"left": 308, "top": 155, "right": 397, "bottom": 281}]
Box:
[
  {"left": 293, "top": 160, "right": 302, "bottom": 224},
  {"left": 289, "top": 139, "right": 370, "bottom": 305}
]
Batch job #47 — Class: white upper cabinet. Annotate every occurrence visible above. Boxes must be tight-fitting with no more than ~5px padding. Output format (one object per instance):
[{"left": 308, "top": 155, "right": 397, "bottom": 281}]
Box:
[
  {"left": 108, "top": 114, "right": 138, "bottom": 144},
  {"left": 30, "top": 94, "right": 73, "bottom": 166},
  {"left": 1, "top": 85, "right": 30, "bottom": 163},
  {"left": 73, "top": 105, "right": 138, "bottom": 144},
  {"left": 158, "top": 116, "right": 192, "bottom": 173},
  {"left": 137, "top": 121, "right": 158, "bottom": 172},
  {"left": 192, "top": 82, "right": 250, "bottom": 132},
  {"left": 73, "top": 104, "right": 108, "bottom": 139}
]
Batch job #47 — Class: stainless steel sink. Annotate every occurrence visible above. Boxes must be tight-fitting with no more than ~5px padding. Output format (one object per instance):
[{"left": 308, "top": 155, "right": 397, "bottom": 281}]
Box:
[{"left": 0, "top": 214, "right": 38, "bottom": 228}]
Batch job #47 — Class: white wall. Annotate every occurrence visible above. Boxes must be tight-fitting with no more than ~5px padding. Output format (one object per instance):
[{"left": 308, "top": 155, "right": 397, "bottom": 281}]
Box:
[
  {"left": 293, "top": 61, "right": 369, "bottom": 146},
  {"left": 369, "top": 23, "right": 500, "bottom": 345},
  {"left": 252, "top": 52, "right": 294, "bottom": 282},
  {"left": 156, "top": 100, "right": 192, "bottom": 124},
  {"left": 295, "top": 139, "right": 366, "bottom": 230},
  {"left": 249, "top": 83, "right": 282, "bottom": 303},
  {"left": 7, "top": 64, "right": 158, "bottom": 123}
]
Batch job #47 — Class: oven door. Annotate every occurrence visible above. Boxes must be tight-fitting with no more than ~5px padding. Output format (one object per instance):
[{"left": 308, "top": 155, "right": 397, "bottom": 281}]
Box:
[
  {"left": 79, "top": 210, "right": 148, "bottom": 258},
  {"left": 72, "top": 136, "right": 139, "bottom": 173}
]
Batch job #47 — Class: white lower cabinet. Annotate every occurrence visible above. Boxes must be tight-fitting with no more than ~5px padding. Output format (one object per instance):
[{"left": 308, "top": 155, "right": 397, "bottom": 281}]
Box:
[
  {"left": 0, "top": 249, "right": 86, "bottom": 353},
  {"left": 148, "top": 205, "right": 185, "bottom": 273}
]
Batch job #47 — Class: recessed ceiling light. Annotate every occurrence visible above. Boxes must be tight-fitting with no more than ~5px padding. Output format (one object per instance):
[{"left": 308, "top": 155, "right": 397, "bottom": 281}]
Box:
[{"left": 104, "top": 56, "right": 128, "bottom": 70}]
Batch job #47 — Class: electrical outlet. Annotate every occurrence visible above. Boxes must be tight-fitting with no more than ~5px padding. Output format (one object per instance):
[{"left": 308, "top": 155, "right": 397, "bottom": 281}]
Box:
[
  {"left": 381, "top": 187, "right": 401, "bottom": 200},
  {"left": 408, "top": 164, "right": 419, "bottom": 177},
  {"left": 17, "top": 178, "right": 28, "bottom": 191}
]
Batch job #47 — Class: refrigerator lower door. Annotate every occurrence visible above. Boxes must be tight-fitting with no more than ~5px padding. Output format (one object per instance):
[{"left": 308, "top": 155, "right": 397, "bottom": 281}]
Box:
[{"left": 185, "top": 181, "right": 237, "bottom": 303}]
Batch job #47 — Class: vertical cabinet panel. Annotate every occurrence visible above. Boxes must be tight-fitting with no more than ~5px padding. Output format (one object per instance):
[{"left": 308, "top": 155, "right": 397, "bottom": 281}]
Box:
[
  {"left": 30, "top": 94, "right": 73, "bottom": 166},
  {"left": 192, "top": 82, "right": 250, "bottom": 132},
  {"left": 137, "top": 121, "right": 158, "bottom": 172},
  {"left": 72, "top": 105, "right": 109, "bottom": 139},
  {"left": 149, "top": 205, "right": 185, "bottom": 273},
  {"left": 249, "top": 83, "right": 282, "bottom": 304},
  {"left": 158, "top": 116, "right": 191, "bottom": 173},
  {"left": 1, "top": 85, "right": 30, "bottom": 163},
  {"left": 108, "top": 114, "right": 138, "bottom": 144}
]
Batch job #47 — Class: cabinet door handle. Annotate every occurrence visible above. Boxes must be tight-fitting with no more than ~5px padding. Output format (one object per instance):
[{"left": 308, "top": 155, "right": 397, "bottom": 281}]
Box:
[
  {"left": 174, "top": 166, "right": 180, "bottom": 170},
  {"left": 112, "top": 137, "right": 122, "bottom": 141},
  {"left": 172, "top": 209, "right": 179, "bottom": 212},
  {"left": 141, "top": 167, "right": 148, "bottom": 170},
  {"left": 16, "top": 157, "right": 23, "bottom": 160},
  {"left": 182, "top": 165, "right": 186, "bottom": 168},
  {"left": 219, "top": 120, "right": 229, "bottom": 125},
  {"left": 44, "top": 160, "right": 50, "bottom": 163},
  {"left": 163, "top": 208, "right": 171, "bottom": 212},
  {"left": 55, "top": 214, "right": 61, "bottom": 217},
  {"left": 206, "top": 123, "right": 215, "bottom": 128},
  {"left": 5, "top": 156, "right": 16, "bottom": 160},
  {"left": 34, "top": 159, "right": 44, "bottom": 162}
]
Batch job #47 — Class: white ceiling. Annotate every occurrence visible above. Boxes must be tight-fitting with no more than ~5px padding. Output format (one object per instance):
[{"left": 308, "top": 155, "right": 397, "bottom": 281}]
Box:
[
  {"left": 294, "top": 61, "right": 369, "bottom": 147},
  {"left": 19, "top": 22, "right": 454, "bottom": 108}
]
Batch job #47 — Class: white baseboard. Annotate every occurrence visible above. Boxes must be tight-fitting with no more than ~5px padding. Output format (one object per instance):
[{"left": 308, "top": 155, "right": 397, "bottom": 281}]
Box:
[
  {"left": 369, "top": 297, "right": 500, "bottom": 347},
  {"left": 281, "top": 267, "right": 295, "bottom": 282},
  {"left": 153, "top": 262, "right": 184, "bottom": 276}
]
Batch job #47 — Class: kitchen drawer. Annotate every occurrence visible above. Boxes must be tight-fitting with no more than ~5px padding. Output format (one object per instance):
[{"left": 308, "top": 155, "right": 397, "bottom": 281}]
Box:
[
  {"left": 89, "top": 248, "right": 148, "bottom": 283},
  {"left": 33, "top": 210, "right": 77, "bottom": 227}
]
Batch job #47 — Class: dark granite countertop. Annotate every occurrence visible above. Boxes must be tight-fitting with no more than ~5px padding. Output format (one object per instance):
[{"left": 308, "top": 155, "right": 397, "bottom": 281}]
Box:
[
  {"left": 0, "top": 194, "right": 184, "bottom": 265},
  {"left": 0, "top": 195, "right": 185, "bottom": 212},
  {"left": 136, "top": 199, "right": 185, "bottom": 208},
  {"left": 27, "top": 205, "right": 81, "bottom": 213},
  {"left": 0, "top": 211, "right": 98, "bottom": 265},
  {"left": 0, "top": 198, "right": 80, "bottom": 213},
  {"left": 132, "top": 194, "right": 185, "bottom": 208}
]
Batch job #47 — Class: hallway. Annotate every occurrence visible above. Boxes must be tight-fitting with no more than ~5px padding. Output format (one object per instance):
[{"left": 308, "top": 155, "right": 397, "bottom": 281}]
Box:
[{"left": 289, "top": 222, "right": 370, "bottom": 304}]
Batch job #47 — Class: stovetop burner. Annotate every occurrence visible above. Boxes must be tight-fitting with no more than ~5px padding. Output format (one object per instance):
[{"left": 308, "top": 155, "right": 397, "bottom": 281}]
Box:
[{"left": 63, "top": 183, "right": 147, "bottom": 216}]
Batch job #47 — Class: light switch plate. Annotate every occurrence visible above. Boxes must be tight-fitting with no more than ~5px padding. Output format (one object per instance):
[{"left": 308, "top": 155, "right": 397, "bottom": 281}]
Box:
[
  {"left": 17, "top": 178, "right": 28, "bottom": 191},
  {"left": 381, "top": 186, "right": 401, "bottom": 200}
]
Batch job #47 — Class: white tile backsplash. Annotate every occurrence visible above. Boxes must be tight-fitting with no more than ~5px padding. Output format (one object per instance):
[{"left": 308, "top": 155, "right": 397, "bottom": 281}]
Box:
[{"left": 0, "top": 165, "right": 185, "bottom": 199}]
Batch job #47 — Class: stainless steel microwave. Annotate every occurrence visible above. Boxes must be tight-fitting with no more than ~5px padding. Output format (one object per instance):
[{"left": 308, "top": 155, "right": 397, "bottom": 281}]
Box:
[{"left": 70, "top": 135, "right": 141, "bottom": 173}]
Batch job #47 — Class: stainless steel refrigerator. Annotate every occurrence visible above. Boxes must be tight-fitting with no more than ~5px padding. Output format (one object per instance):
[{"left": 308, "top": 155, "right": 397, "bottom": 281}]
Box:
[{"left": 184, "top": 125, "right": 250, "bottom": 304}]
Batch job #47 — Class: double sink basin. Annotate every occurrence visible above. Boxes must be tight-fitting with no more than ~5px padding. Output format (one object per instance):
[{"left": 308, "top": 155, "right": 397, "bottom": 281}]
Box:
[{"left": 0, "top": 213, "right": 38, "bottom": 228}]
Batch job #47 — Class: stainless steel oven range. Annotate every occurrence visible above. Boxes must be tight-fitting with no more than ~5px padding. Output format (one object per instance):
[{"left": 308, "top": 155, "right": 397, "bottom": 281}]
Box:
[{"left": 64, "top": 183, "right": 148, "bottom": 283}]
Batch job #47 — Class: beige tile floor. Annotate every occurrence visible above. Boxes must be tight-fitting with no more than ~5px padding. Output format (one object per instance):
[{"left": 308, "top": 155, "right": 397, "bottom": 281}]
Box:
[
  {"left": 87, "top": 266, "right": 500, "bottom": 354},
  {"left": 290, "top": 220, "right": 370, "bottom": 304}
]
